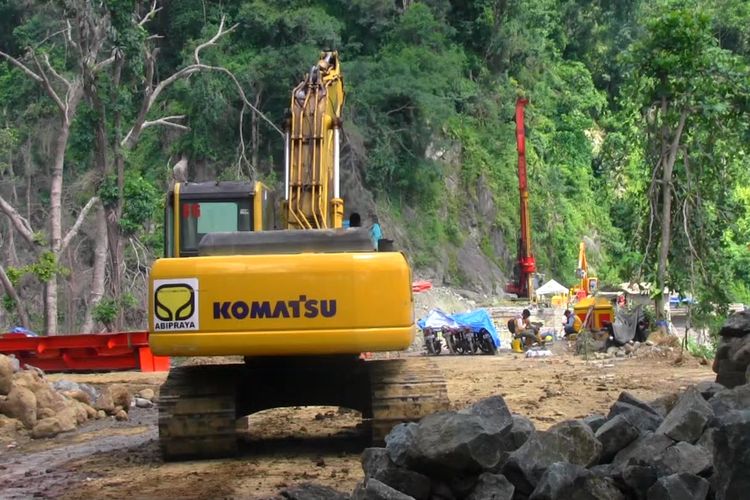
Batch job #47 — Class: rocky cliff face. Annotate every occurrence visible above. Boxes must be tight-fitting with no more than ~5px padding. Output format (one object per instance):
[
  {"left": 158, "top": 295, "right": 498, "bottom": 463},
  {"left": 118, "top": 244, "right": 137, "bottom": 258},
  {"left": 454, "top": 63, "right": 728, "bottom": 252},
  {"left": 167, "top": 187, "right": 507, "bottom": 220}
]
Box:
[{"left": 341, "top": 138, "right": 511, "bottom": 295}]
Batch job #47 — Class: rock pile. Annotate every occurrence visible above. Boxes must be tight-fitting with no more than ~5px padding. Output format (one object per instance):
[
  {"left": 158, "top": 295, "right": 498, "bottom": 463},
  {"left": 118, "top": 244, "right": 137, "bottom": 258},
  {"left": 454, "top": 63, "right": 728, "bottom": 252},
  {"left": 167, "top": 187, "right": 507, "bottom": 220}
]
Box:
[
  {"left": 0, "top": 353, "right": 147, "bottom": 439},
  {"left": 287, "top": 380, "right": 749, "bottom": 500},
  {"left": 713, "top": 310, "right": 750, "bottom": 388}
]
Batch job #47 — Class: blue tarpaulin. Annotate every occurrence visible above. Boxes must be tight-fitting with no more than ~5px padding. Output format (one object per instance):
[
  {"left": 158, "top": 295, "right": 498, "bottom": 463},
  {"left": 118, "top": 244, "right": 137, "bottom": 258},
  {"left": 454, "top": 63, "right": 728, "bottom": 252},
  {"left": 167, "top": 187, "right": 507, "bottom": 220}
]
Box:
[{"left": 418, "top": 308, "right": 501, "bottom": 348}]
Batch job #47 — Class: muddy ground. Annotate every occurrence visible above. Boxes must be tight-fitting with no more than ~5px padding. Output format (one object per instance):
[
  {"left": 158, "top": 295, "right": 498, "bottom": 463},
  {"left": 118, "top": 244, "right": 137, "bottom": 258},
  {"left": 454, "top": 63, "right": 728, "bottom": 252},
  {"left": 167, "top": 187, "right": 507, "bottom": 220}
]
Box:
[{"left": 0, "top": 350, "right": 713, "bottom": 499}]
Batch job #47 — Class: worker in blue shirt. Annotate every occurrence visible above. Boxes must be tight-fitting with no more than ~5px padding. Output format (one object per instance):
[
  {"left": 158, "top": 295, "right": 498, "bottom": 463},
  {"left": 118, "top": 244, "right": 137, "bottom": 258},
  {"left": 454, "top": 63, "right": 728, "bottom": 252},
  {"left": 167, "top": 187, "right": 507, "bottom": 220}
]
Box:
[{"left": 370, "top": 213, "right": 382, "bottom": 250}]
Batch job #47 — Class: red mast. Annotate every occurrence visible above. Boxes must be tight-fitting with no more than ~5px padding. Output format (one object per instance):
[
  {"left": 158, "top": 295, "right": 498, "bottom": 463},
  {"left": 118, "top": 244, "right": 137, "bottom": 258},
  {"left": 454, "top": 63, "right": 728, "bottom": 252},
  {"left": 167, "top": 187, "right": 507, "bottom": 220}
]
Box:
[{"left": 505, "top": 98, "right": 536, "bottom": 299}]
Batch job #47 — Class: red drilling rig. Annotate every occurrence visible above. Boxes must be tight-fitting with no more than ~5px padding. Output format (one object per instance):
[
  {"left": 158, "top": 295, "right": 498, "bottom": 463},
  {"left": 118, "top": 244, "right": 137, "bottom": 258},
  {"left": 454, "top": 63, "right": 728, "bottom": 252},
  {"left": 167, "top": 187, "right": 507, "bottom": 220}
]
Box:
[{"left": 505, "top": 98, "right": 536, "bottom": 299}]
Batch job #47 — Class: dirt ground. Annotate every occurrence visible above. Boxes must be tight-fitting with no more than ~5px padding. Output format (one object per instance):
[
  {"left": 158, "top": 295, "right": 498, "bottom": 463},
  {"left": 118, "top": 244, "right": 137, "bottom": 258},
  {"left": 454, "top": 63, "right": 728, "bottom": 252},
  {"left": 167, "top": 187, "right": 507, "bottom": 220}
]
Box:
[{"left": 0, "top": 350, "right": 713, "bottom": 500}]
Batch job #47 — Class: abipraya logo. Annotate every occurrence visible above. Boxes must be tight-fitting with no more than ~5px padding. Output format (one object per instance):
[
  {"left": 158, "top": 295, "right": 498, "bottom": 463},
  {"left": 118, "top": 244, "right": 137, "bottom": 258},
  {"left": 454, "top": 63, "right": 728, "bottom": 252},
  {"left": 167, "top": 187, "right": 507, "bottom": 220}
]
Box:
[{"left": 153, "top": 278, "right": 199, "bottom": 331}]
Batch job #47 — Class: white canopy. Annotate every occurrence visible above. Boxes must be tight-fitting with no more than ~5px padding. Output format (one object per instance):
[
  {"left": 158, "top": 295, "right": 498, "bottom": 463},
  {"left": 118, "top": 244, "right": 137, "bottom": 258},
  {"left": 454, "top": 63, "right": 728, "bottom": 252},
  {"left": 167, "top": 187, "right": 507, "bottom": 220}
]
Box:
[{"left": 535, "top": 279, "right": 569, "bottom": 297}]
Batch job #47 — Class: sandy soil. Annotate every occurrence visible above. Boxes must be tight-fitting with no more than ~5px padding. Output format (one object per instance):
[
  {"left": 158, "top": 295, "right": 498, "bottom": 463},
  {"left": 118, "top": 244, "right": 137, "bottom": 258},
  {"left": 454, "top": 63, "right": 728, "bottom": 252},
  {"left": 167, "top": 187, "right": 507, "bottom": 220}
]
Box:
[{"left": 0, "top": 350, "right": 713, "bottom": 499}]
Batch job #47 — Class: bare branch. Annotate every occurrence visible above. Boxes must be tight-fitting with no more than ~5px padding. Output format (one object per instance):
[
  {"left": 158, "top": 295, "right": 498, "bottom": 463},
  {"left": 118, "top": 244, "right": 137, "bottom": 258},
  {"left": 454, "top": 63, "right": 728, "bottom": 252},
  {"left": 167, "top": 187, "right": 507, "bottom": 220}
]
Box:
[
  {"left": 142, "top": 115, "right": 190, "bottom": 132},
  {"left": 95, "top": 53, "right": 116, "bottom": 72},
  {"left": 43, "top": 53, "right": 71, "bottom": 88},
  {"left": 60, "top": 196, "right": 99, "bottom": 253},
  {"left": 139, "top": 1, "right": 162, "bottom": 27},
  {"left": 31, "top": 53, "right": 67, "bottom": 116},
  {"left": 0, "top": 50, "right": 43, "bottom": 82},
  {"left": 194, "top": 16, "right": 237, "bottom": 65},
  {"left": 66, "top": 20, "right": 78, "bottom": 50},
  {"left": 0, "top": 195, "right": 37, "bottom": 246}
]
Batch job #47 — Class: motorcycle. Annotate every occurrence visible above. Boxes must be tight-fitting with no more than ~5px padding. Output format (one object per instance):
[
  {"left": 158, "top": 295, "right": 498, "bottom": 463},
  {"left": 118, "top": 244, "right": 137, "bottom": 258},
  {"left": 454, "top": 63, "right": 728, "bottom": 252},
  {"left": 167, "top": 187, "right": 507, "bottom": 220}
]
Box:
[
  {"left": 422, "top": 327, "right": 442, "bottom": 355},
  {"left": 473, "top": 328, "right": 497, "bottom": 355}
]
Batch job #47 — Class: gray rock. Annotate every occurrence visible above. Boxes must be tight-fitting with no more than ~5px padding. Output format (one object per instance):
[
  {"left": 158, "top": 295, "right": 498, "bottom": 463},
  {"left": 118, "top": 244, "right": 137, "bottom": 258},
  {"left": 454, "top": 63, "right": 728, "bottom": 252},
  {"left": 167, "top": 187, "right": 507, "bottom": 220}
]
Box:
[
  {"left": 619, "top": 465, "right": 658, "bottom": 500},
  {"left": 280, "top": 483, "right": 349, "bottom": 500},
  {"left": 695, "top": 427, "right": 714, "bottom": 454},
  {"left": 351, "top": 479, "right": 412, "bottom": 500},
  {"left": 595, "top": 414, "right": 640, "bottom": 462},
  {"left": 608, "top": 401, "right": 663, "bottom": 432},
  {"left": 709, "top": 384, "right": 750, "bottom": 417},
  {"left": 361, "top": 448, "right": 430, "bottom": 500},
  {"left": 385, "top": 423, "right": 418, "bottom": 467},
  {"left": 648, "top": 392, "right": 680, "bottom": 418},
  {"left": 52, "top": 379, "right": 80, "bottom": 393},
  {"left": 429, "top": 482, "right": 455, "bottom": 500},
  {"left": 616, "top": 392, "right": 661, "bottom": 416},
  {"left": 656, "top": 387, "right": 713, "bottom": 443},
  {"left": 612, "top": 432, "right": 674, "bottom": 474},
  {"left": 466, "top": 473, "right": 514, "bottom": 500},
  {"left": 463, "top": 396, "right": 514, "bottom": 433},
  {"left": 568, "top": 476, "right": 626, "bottom": 499},
  {"left": 583, "top": 414, "right": 607, "bottom": 433},
  {"left": 714, "top": 368, "right": 746, "bottom": 390},
  {"left": 711, "top": 409, "right": 750, "bottom": 500},
  {"left": 529, "top": 462, "right": 590, "bottom": 500},
  {"left": 507, "top": 414, "right": 535, "bottom": 450},
  {"left": 693, "top": 381, "right": 724, "bottom": 400},
  {"left": 717, "top": 310, "right": 750, "bottom": 337},
  {"left": 730, "top": 337, "right": 750, "bottom": 364},
  {"left": 503, "top": 420, "right": 602, "bottom": 495},
  {"left": 589, "top": 464, "right": 615, "bottom": 477},
  {"left": 654, "top": 442, "right": 712, "bottom": 476},
  {"left": 407, "top": 411, "right": 509, "bottom": 472},
  {"left": 747, "top": 364, "right": 750, "bottom": 384},
  {"left": 646, "top": 473, "right": 709, "bottom": 500},
  {"left": 134, "top": 397, "right": 153, "bottom": 408}
]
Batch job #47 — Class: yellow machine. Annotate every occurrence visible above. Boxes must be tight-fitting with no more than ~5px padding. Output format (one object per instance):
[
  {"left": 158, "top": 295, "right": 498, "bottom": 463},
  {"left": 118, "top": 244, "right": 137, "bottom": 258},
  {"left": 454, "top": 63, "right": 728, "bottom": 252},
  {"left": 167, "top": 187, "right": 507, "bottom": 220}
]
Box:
[
  {"left": 149, "top": 52, "right": 448, "bottom": 460},
  {"left": 571, "top": 241, "right": 598, "bottom": 299}
]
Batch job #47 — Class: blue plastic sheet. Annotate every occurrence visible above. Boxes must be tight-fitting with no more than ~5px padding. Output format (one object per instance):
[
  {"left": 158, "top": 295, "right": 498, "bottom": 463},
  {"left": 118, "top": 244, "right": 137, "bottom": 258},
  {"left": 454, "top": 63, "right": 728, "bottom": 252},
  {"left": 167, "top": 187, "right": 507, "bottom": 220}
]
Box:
[{"left": 418, "top": 308, "right": 500, "bottom": 348}]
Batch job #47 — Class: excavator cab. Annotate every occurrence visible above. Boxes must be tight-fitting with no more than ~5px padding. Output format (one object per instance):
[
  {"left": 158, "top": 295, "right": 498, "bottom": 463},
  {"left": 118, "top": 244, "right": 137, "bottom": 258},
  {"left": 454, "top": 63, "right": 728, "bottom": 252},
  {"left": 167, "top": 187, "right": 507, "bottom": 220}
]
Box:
[{"left": 164, "top": 181, "right": 275, "bottom": 258}]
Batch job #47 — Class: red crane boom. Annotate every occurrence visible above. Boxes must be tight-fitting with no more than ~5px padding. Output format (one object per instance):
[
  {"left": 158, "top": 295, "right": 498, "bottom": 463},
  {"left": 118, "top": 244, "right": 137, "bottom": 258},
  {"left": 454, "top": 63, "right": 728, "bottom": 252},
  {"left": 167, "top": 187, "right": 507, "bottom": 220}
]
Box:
[{"left": 505, "top": 98, "right": 536, "bottom": 299}]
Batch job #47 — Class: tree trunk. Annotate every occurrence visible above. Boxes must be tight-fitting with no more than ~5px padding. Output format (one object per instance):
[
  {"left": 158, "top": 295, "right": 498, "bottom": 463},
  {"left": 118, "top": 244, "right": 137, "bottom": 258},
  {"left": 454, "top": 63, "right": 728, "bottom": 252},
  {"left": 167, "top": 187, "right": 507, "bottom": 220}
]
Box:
[
  {"left": 82, "top": 204, "right": 108, "bottom": 333},
  {"left": 655, "top": 106, "right": 688, "bottom": 321},
  {"left": 45, "top": 117, "right": 72, "bottom": 335}
]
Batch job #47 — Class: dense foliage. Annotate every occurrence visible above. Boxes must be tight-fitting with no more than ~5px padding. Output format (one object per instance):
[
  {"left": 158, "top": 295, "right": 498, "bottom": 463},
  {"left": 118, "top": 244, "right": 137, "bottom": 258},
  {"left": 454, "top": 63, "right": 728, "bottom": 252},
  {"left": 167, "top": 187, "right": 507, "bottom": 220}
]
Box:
[{"left": 0, "top": 0, "right": 748, "bottom": 332}]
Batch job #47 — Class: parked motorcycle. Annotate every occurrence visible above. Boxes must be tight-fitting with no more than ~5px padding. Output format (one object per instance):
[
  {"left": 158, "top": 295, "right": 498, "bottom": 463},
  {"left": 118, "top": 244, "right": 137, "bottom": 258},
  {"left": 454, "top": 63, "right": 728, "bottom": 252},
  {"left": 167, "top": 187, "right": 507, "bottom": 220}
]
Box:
[
  {"left": 473, "top": 328, "right": 497, "bottom": 355},
  {"left": 422, "top": 327, "right": 442, "bottom": 355}
]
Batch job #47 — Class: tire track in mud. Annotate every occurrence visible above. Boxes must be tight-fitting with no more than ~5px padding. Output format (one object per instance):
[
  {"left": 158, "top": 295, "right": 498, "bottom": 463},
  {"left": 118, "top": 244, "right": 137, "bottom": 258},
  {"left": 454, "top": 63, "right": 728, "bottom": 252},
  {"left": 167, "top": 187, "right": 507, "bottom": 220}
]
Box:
[{"left": 0, "top": 427, "right": 156, "bottom": 499}]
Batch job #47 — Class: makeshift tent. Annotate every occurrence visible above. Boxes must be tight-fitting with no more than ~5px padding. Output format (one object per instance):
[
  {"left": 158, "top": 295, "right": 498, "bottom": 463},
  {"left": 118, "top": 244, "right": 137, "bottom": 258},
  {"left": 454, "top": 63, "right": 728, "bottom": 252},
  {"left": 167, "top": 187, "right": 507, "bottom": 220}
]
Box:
[
  {"left": 418, "top": 308, "right": 501, "bottom": 348},
  {"left": 535, "top": 279, "right": 569, "bottom": 297}
]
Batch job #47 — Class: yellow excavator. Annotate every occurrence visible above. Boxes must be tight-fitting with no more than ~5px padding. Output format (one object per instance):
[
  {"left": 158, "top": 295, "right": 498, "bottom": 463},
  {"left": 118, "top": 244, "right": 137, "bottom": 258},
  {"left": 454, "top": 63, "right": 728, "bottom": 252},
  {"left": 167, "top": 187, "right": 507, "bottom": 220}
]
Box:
[{"left": 148, "top": 51, "right": 449, "bottom": 460}]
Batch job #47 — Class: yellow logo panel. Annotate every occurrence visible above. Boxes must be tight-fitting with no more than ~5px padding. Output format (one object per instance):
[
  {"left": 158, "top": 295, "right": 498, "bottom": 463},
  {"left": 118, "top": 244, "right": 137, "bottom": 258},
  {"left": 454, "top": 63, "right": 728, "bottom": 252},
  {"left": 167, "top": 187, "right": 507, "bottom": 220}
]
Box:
[{"left": 153, "top": 278, "right": 199, "bottom": 331}]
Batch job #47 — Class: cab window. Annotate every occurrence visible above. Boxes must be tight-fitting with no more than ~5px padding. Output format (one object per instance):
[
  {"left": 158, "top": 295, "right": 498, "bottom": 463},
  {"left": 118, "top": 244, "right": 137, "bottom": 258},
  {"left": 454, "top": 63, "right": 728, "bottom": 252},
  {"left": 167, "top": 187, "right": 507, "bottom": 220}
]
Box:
[{"left": 179, "top": 200, "right": 252, "bottom": 255}]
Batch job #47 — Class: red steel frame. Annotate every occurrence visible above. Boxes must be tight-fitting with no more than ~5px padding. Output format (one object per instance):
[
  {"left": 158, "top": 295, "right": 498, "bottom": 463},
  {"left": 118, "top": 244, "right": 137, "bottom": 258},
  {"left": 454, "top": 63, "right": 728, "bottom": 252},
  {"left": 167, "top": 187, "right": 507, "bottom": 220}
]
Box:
[{"left": 0, "top": 331, "right": 170, "bottom": 372}]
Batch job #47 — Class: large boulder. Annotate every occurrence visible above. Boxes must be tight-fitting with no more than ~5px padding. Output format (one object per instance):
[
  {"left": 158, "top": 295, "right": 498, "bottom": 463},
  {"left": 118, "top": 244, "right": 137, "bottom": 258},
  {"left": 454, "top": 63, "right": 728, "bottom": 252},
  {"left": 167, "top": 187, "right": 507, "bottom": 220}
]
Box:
[
  {"left": 693, "top": 381, "right": 724, "bottom": 401},
  {"left": 460, "top": 396, "right": 513, "bottom": 433},
  {"left": 711, "top": 409, "right": 750, "bottom": 500},
  {"left": 405, "top": 410, "right": 510, "bottom": 472},
  {"left": 502, "top": 420, "right": 602, "bottom": 495},
  {"left": 280, "top": 483, "right": 349, "bottom": 500},
  {"left": 708, "top": 384, "right": 750, "bottom": 418},
  {"left": 595, "top": 414, "right": 640, "bottom": 462},
  {"left": 618, "top": 465, "right": 658, "bottom": 500},
  {"left": 608, "top": 394, "right": 663, "bottom": 432},
  {"left": 612, "top": 432, "right": 674, "bottom": 474},
  {"left": 529, "top": 462, "right": 590, "bottom": 500},
  {"left": 351, "top": 479, "right": 414, "bottom": 500},
  {"left": 717, "top": 310, "right": 750, "bottom": 338},
  {"left": 506, "top": 415, "right": 535, "bottom": 450},
  {"left": 361, "top": 448, "right": 430, "bottom": 500},
  {"left": 653, "top": 442, "right": 712, "bottom": 477},
  {"left": 0, "top": 354, "right": 15, "bottom": 395},
  {"left": 385, "top": 423, "right": 418, "bottom": 467},
  {"left": 583, "top": 414, "right": 607, "bottom": 433},
  {"left": 655, "top": 387, "right": 713, "bottom": 443},
  {"left": 466, "top": 473, "right": 514, "bottom": 500},
  {"left": 0, "top": 385, "right": 37, "bottom": 428},
  {"left": 646, "top": 473, "right": 709, "bottom": 500}
]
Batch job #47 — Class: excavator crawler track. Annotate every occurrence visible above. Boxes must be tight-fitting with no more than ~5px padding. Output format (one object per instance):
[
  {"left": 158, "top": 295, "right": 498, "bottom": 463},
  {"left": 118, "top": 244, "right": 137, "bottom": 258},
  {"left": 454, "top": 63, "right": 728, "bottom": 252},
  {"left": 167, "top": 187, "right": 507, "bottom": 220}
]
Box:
[
  {"left": 158, "top": 364, "right": 241, "bottom": 461},
  {"left": 368, "top": 358, "right": 449, "bottom": 444}
]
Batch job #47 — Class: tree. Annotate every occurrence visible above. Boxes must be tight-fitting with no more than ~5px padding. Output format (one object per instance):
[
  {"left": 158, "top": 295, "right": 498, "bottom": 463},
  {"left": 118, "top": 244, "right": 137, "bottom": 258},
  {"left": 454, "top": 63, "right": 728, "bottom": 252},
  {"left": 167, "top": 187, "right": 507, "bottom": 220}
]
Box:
[{"left": 615, "top": 1, "right": 750, "bottom": 318}]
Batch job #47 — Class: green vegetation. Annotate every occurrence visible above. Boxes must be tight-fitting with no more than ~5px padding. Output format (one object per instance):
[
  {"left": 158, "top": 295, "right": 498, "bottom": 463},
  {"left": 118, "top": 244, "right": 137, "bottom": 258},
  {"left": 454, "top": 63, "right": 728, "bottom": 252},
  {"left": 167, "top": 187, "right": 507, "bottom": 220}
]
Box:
[{"left": 0, "top": 0, "right": 747, "bottom": 331}]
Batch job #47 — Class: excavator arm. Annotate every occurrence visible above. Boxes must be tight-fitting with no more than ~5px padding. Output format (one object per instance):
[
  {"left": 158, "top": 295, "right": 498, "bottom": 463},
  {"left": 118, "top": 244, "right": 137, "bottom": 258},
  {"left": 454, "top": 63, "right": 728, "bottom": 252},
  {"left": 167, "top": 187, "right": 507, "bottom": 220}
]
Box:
[{"left": 285, "top": 51, "right": 345, "bottom": 230}]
